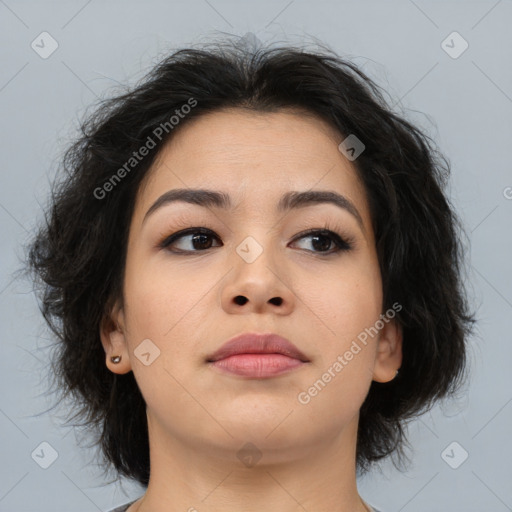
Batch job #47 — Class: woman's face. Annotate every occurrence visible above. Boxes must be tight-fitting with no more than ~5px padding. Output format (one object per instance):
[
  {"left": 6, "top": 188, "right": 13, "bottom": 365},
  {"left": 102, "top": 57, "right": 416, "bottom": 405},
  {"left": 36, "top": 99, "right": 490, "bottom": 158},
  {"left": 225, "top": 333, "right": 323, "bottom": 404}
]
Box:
[{"left": 102, "top": 108, "right": 402, "bottom": 462}]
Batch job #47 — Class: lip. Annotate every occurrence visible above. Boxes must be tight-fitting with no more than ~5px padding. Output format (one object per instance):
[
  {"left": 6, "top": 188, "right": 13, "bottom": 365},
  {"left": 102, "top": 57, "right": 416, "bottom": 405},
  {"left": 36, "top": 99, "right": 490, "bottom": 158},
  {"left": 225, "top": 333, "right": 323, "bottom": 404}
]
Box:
[{"left": 206, "top": 332, "right": 310, "bottom": 378}]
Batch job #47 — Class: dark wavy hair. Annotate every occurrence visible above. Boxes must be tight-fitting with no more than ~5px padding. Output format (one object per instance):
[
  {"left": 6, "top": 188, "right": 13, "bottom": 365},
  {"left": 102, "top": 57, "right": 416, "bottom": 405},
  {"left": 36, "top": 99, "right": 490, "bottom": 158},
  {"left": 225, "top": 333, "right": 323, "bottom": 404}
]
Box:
[{"left": 25, "top": 37, "right": 475, "bottom": 486}]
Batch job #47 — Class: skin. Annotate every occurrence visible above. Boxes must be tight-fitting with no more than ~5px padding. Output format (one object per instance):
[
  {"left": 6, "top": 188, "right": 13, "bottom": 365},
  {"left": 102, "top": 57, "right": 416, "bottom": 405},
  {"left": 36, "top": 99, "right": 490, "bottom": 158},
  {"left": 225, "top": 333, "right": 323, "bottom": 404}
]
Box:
[{"left": 100, "top": 109, "right": 402, "bottom": 512}]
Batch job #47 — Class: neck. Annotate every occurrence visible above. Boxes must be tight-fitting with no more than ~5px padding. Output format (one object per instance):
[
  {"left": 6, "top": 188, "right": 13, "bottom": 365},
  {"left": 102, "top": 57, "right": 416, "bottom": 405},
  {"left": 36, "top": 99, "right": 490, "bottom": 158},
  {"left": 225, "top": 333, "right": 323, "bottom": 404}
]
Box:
[{"left": 130, "top": 414, "right": 370, "bottom": 512}]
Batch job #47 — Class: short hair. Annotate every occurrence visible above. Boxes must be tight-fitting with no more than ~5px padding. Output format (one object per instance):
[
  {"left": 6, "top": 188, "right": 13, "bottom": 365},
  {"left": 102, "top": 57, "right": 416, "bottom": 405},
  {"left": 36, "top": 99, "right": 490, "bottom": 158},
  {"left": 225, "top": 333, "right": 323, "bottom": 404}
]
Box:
[{"left": 26, "top": 38, "right": 475, "bottom": 485}]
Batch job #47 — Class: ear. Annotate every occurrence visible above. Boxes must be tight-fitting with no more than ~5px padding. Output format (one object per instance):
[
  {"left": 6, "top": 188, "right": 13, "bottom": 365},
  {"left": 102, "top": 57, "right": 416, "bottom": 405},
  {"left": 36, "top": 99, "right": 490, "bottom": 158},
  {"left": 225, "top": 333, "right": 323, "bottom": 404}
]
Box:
[
  {"left": 99, "top": 299, "right": 132, "bottom": 375},
  {"left": 372, "top": 318, "right": 403, "bottom": 383}
]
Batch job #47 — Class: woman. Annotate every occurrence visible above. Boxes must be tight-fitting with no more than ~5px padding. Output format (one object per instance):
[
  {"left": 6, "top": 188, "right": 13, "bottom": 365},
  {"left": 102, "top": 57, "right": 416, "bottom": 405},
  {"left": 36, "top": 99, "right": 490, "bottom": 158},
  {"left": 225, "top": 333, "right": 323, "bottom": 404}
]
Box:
[{"left": 27, "top": 38, "right": 474, "bottom": 512}]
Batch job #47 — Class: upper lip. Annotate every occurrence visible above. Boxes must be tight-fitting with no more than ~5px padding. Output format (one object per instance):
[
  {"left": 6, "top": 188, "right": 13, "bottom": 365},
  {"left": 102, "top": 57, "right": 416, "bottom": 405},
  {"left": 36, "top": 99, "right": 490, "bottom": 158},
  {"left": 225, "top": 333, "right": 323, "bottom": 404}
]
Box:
[{"left": 207, "top": 332, "right": 310, "bottom": 363}]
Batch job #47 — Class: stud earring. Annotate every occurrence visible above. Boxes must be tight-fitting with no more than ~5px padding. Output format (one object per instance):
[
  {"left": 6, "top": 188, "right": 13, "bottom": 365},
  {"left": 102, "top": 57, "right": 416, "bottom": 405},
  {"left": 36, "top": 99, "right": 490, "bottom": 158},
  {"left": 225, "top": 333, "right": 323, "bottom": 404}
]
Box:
[{"left": 111, "top": 355, "right": 122, "bottom": 364}]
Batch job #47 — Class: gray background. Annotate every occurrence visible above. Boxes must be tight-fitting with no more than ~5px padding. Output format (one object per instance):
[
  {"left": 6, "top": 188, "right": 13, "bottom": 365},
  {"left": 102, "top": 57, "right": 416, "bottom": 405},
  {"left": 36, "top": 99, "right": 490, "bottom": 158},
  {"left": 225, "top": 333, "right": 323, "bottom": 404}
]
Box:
[{"left": 1, "top": 1, "right": 511, "bottom": 511}]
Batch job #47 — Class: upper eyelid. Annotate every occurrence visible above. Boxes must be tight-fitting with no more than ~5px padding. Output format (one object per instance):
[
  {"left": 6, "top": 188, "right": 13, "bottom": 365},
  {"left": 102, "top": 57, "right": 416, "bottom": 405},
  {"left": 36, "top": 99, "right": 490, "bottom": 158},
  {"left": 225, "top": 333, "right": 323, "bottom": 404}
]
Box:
[{"left": 158, "top": 214, "right": 356, "bottom": 234}]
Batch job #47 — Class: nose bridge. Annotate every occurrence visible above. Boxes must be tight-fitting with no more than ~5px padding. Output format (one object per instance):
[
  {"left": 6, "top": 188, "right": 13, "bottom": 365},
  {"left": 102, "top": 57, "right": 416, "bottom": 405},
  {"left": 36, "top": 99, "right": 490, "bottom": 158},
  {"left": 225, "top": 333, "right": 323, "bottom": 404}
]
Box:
[
  {"left": 228, "top": 197, "right": 279, "bottom": 265},
  {"left": 233, "top": 230, "right": 281, "bottom": 285}
]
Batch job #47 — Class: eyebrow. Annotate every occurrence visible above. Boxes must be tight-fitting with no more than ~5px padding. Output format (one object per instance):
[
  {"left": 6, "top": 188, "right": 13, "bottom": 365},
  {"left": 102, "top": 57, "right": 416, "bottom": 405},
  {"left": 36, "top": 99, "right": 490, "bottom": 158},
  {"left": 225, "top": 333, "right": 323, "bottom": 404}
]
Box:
[{"left": 143, "top": 188, "right": 365, "bottom": 231}]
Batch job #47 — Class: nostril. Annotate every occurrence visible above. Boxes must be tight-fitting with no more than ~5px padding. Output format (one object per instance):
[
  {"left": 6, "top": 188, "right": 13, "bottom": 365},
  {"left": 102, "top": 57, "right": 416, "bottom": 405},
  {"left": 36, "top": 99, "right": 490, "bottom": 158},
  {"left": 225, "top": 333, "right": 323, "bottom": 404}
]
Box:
[
  {"left": 234, "top": 295, "right": 248, "bottom": 305},
  {"left": 270, "top": 297, "right": 283, "bottom": 306}
]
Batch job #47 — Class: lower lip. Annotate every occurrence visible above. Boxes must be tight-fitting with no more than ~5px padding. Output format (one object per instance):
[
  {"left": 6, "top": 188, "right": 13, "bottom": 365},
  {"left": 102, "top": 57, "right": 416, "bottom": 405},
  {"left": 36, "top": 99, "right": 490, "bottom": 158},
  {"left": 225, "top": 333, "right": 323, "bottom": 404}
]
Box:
[{"left": 209, "top": 354, "right": 306, "bottom": 378}]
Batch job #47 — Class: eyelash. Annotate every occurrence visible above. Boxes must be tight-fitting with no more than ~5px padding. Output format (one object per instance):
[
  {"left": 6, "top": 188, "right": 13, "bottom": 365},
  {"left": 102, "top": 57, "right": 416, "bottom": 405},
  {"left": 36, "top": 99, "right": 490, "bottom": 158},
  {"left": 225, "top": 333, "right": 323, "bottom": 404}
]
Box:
[{"left": 157, "top": 222, "right": 355, "bottom": 256}]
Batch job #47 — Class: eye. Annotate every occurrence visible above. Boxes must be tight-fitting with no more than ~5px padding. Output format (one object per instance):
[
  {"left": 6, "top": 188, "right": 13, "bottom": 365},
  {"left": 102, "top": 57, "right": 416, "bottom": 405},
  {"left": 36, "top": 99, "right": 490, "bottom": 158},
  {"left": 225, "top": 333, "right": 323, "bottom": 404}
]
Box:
[
  {"left": 290, "top": 229, "right": 353, "bottom": 255},
  {"left": 159, "top": 226, "right": 354, "bottom": 255},
  {"left": 159, "top": 228, "right": 222, "bottom": 253}
]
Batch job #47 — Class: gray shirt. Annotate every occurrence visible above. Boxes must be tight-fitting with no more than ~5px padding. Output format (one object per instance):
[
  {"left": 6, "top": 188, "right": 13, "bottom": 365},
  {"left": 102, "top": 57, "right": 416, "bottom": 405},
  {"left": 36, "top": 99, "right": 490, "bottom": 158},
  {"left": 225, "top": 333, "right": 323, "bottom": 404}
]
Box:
[{"left": 106, "top": 501, "right": 137, "bottom": 512}]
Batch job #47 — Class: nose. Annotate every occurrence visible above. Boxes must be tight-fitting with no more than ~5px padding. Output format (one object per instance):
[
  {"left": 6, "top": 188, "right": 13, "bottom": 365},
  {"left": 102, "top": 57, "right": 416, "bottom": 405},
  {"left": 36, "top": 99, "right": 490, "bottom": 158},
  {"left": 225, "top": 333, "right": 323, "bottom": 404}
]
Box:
[{"left": 220, "top": 241, "right": 295, "bottom": 315}]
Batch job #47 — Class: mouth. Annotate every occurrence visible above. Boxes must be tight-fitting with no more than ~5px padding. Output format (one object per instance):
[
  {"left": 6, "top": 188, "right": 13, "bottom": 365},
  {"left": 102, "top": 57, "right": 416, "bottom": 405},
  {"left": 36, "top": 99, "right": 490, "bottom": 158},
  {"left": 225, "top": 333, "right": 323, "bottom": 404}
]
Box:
[{"left": 206, "top": 332, "right": 310, "bottom": 378}]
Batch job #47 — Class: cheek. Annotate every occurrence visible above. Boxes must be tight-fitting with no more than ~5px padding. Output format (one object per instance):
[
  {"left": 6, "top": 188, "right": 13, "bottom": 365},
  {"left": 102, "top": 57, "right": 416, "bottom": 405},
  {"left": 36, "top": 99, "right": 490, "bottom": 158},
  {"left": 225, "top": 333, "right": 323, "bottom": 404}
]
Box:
[
  {"left": 121, "top": 255, "right": 221, "bottom": 388},
  {"left": 297, "top": 258, "right": 382, "bottom": 398},
  {"left": 123, "top": 255, "right": 210, "bottom": 336},
  {"left": 300, "top": 256, "right": 382, "bottom": 335},
  {"left": 295, "top": 274, "right": 381, "bottom": 421}
]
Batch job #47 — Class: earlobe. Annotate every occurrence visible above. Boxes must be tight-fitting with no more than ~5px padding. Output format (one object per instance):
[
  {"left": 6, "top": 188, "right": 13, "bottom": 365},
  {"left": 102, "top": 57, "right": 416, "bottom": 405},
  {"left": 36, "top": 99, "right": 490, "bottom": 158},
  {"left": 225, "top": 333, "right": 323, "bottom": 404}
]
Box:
[
  {"left": 99, "top": 302, "right": 132, "bottom": 375},
  {"left": 372, "top": 318, "right": 403, "bottom": 383}
]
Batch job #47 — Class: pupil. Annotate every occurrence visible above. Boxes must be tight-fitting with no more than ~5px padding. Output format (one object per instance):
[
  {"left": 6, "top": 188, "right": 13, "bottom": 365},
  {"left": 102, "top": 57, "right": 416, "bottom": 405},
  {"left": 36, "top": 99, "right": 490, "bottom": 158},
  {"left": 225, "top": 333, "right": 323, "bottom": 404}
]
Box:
[
  {"left": 193, "top": 233, "right": 212, "bottom": 249},
  {"left": 312, "top": 234, "right": 331, "bottom": 252}
]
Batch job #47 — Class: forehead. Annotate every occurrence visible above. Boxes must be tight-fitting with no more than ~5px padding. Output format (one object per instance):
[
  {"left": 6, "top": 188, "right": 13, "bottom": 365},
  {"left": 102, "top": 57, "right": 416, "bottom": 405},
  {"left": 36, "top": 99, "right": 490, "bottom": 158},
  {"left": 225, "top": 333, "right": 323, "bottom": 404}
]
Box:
[{"left": 135, "top": 109, "right": 370, "bottom": 224}]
